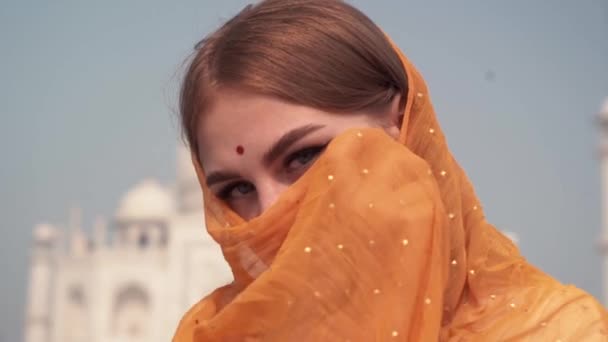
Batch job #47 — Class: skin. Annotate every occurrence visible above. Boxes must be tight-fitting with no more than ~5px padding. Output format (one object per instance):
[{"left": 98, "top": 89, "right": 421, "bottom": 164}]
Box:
[{"left": 197, "top": 87, "right": 402, "bottom": 220}]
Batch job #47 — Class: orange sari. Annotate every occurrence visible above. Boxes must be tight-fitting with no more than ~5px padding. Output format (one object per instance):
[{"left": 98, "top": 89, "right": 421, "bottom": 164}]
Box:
[{"left": 173, "top": 42, "right": 608, "bottom": 341}]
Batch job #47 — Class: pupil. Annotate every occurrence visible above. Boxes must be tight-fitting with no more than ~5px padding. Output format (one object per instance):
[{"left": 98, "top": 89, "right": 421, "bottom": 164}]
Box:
[
  {"left": 298, "top": 150, "right": 315, "bottom": 163},
  {"left": 236, "top": 183, "right": 252, "bottom": 194}
]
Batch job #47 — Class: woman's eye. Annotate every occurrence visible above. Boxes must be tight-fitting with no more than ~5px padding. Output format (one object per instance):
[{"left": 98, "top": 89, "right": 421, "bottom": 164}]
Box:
[
  {"left": 285, "top": 145, "right": 326, "bottom": 172},
  {"left": 219, "top": 182, "right": 255, "bottom": 200}
]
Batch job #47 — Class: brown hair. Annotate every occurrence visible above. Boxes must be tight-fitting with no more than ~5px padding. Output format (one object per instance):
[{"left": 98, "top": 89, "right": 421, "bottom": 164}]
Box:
[{"left": 180, "top": 0, "right": 408, "bottom": 155}]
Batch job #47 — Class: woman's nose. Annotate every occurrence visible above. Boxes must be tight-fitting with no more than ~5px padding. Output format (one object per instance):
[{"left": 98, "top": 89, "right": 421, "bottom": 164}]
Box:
[{"left": 257, "top": 180, "right": 289, "bottom": 214}]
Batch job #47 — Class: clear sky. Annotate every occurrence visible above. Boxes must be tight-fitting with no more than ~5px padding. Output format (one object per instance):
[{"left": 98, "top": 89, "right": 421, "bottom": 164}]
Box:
[{"left": 1, "top": 1, "right": 607, "bottom": 341}]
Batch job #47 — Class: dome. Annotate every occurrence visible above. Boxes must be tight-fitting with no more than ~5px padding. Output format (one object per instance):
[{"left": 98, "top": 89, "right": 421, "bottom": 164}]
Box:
[
  {"left": 33, "top": 223, "right": 58, "bottom": 242},
  {"left": 116, "top": 179, "right": 174, "bottom": 221}
]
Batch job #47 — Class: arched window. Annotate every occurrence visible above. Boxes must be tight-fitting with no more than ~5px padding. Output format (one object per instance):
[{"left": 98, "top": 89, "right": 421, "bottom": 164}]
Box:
[
  {"left": 138, "top": 232, "right": 149, "bottom": 249},
  {"left": 112, "top": 285, "right": 150, "bottom": 342},
  {"left": 64, "top": 286, "right": 88, "bottom": 342}
]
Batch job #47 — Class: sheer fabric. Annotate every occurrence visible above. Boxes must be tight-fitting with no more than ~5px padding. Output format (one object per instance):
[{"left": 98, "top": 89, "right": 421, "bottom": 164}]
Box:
[{"left": 173, "top": 42, "right": 608, "bottom": 341}]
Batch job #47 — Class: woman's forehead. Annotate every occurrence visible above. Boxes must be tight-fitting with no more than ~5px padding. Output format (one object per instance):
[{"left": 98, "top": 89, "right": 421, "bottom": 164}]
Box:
[
  {"left": 196, "top": 89, "right": 380, "bottom": 172},
  {"left": 196, "top": 97, "right": 307, "bottom": 170}
]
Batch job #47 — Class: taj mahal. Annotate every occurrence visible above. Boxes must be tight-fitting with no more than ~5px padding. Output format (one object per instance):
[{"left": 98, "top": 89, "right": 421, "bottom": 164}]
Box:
[
  {"left": 22, "top": 98, "right": 608, "bottom": 342},
  {"left": 23, "top": 146, "right": 232, "bottom": 342}
]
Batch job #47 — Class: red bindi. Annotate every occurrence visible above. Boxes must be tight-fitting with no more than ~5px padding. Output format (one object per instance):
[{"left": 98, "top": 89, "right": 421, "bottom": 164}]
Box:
[{"left": 236, "top": 145, "right": 245, "bottom": 155}]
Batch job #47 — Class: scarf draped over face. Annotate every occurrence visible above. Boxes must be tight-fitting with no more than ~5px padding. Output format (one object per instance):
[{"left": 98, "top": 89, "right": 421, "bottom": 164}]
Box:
[{"left": 173, "top": 41, "right": 608, "bottom": 341}]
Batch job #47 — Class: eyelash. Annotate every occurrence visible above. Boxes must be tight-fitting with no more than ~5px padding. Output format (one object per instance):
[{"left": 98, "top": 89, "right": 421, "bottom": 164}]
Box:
[
  {"left": 217, "top": 143, "right": 329, "bottom": 200},
  {"left": 283, "top": 144, "right": 328, "bottom": 171}
]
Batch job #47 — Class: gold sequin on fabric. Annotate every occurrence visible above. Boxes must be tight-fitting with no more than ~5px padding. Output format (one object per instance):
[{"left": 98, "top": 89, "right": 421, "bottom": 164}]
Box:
[
  {"left": 373, "top": 289, "right": 381, "bottom": 295},
  {"left": 402, "top": 239, "right": 409, "bottom": 246},
  {"left": 356, "top": 131, "right": 363, "bottom": 138},
  {"left": 448, "top": 213, "right": 456, "bottom": 219},
  {"left": 314, "top": 291, "right": 321, "bottom": 298},
  {"left": 328, "top": 203, "right": 336, "bottom": 209},
  {"left": 509, "top": 303, "right": 516, "bottom": 309},
  {"left": 368, "top": 203, "right": 375, "bottom": 209},
  {"left": 451, "top": 259, "right": 458, "bottom": 266},
  {"left": 337, "top": 244, "right": 344, "bottom": 250},
  {"left": 469, "top": 269, "right": 476, "bottom": 275},
  {"left": 440, "top": 170, "right": 447, "bottom": 177},
  {"left": 425, "top": 297, "right": 432, "bottom": 305},
  {"left": 416, "top": 92, "right": 424, "bottom": 98},
  {"left": 429, "top": 128, "right": 435, "bottom": 134},
  {"left": 490, "top": 294, "right": 496, "bottom": 300},
  {"left": 391, "top": 331, "right": 399, "bottom": 337},
  {"left": 361, "top": 168, "right": 369, "bottom": 175},
  {"left": 369, "top": 240, "right": 376, "bottom": 246},
  {"left": 473, "top": 205, "right": 478, "bottom": 211},
  {"left": 304, "top": 246, "right": 312, "bottom": 253},
  {"left": 328, "top": 175, "right": 335, "bottom": 181}
]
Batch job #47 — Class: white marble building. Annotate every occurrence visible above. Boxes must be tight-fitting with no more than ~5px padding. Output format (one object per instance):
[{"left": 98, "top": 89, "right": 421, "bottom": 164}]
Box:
[{"left": 23, "top": 147, "right": 232, "bottom": 342}]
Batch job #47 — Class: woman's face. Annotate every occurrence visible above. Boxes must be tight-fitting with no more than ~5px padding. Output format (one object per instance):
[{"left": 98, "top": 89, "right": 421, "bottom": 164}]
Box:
[{"left": 197, "top": 88, "right": 400, "bottom": 220}]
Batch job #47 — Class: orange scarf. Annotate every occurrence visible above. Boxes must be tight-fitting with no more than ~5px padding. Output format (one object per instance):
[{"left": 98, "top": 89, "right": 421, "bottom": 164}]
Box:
[{"left": 173, "top": 43, "right": 608, "bottom": 341}]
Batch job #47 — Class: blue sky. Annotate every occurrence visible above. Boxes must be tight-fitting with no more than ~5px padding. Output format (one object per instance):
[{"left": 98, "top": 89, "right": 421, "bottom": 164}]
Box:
[{"left": 1, "top": 1, "right": 607, "bottom": 341}]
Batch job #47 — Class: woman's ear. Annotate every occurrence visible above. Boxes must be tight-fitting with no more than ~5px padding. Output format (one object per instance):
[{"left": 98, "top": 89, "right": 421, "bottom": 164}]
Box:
[{"left": 384, "top": 93, "right": 403, "bottom": 139}]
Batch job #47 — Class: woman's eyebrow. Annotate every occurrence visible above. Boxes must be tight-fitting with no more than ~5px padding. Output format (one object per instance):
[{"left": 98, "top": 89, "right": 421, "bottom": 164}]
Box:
[
  {"left": 206, "top": 171, "right": 240, "bottom": 187},
  {"left": 263, "top": 124, "right": 325, "bottom": 167}
]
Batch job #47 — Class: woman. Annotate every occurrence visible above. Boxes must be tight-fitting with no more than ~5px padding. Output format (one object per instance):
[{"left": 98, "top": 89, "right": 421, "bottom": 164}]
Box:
[{"left": 173, "top": 0, "right": 607, "bottom": 340}]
